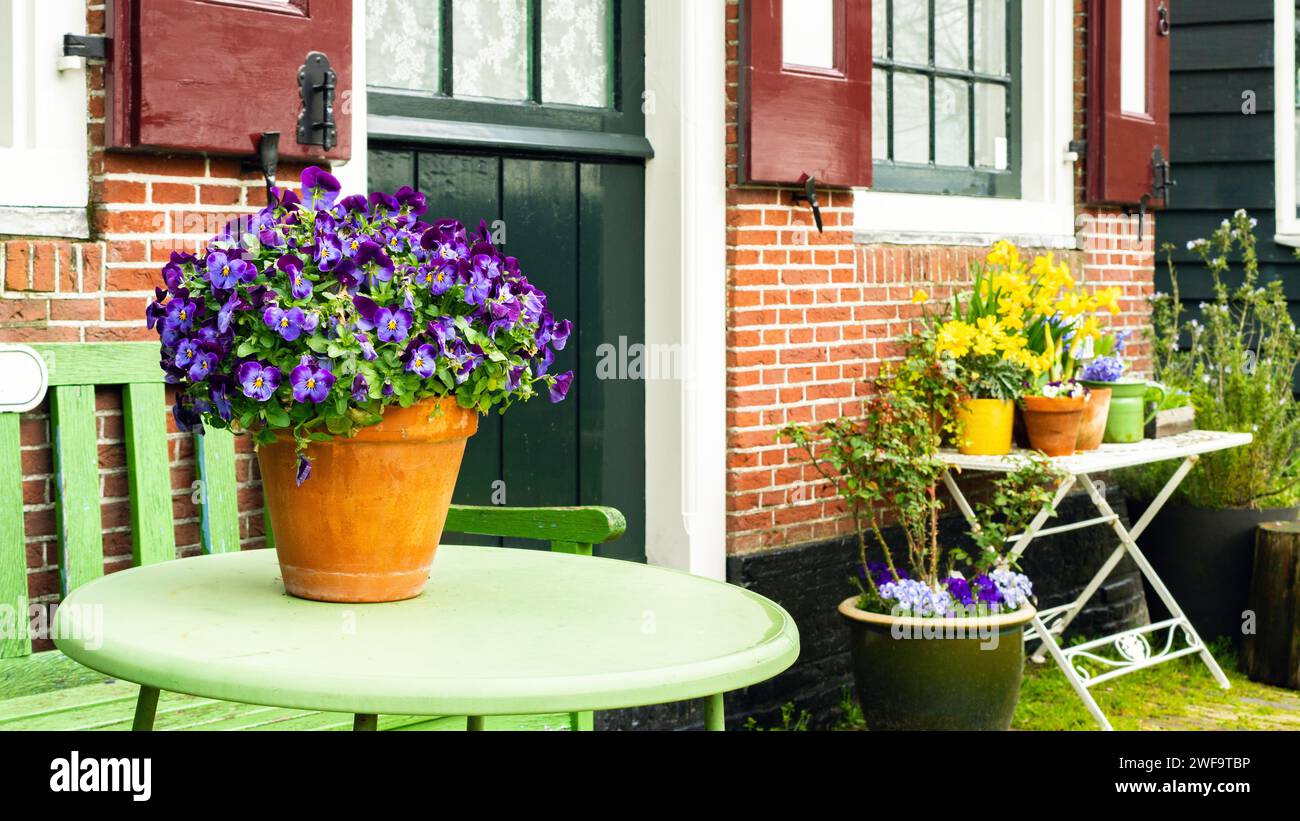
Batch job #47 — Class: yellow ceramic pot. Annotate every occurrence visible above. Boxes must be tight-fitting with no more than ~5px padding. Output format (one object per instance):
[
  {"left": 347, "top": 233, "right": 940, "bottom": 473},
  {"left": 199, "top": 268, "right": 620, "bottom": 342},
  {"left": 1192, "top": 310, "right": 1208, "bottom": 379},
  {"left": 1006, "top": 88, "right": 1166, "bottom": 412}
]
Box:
[{"left": 955, "top": 398, "right": 1014, "bottom": 456}]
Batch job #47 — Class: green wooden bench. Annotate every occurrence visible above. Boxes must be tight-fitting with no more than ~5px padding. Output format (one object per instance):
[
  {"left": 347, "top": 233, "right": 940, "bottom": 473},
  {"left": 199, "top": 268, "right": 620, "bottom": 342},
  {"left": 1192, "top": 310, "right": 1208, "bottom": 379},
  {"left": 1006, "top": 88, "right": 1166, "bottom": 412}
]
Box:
[{"left": 0, "top": 342, "right": 625, "bottom": 731}]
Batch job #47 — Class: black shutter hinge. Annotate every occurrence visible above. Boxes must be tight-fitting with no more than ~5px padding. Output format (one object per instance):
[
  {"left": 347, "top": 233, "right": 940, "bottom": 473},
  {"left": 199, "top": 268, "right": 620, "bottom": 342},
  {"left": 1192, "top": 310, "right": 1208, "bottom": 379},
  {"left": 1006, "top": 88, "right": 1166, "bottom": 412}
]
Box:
[
  {"left": 62, "top": 34, "right": 110, "bottom": 61},
  {"left": 1124, "top": 146, "right": 1175, "bottom": 246},
  {"left": 297, "top": 51, "right": 337, "bottom": 152}
]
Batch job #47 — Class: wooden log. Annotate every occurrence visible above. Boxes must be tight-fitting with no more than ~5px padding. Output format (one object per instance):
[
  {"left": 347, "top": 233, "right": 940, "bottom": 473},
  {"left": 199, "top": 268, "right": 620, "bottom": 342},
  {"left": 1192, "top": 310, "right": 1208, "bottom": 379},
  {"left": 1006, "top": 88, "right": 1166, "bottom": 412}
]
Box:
[{"left": 1243, "top": 521, "right": 1300, "bottom": 689}]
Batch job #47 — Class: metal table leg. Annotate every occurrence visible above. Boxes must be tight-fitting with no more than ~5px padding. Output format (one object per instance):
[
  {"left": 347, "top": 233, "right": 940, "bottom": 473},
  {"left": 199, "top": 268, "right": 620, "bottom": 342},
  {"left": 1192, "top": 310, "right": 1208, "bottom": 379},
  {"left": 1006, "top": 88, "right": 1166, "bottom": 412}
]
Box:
[
  {"left": 704, "top": 693, "right": 725, "bottom": 731},
  {"left": 1076, "top": 473, "right": 1230, "bottom": 690},
  {"left": 133, "top": 685, "right": 159, "bottom": 731},
  {"left": 943, "top": 457, "right": 1230, "bottom": 731},
  {"left": 353, "top": 713, "right": 378, "bottom": 731}
]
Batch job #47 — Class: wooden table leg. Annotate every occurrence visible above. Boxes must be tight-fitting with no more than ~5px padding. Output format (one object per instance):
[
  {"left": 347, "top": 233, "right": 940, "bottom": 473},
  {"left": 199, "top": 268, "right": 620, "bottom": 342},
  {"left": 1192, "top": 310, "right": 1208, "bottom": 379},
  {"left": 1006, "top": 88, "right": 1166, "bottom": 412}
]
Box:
[
  {"left": 133, "top": 686, "right": 159, "bottom": 731},
  {"left": 353, "top": 713, "right": 378, "bottom": 731},
  {"left": 704, "top": 693, "right": 725, "bottom": 731},
  {"left": 466, "top": 715, "right": 486, "bottom": 731}
]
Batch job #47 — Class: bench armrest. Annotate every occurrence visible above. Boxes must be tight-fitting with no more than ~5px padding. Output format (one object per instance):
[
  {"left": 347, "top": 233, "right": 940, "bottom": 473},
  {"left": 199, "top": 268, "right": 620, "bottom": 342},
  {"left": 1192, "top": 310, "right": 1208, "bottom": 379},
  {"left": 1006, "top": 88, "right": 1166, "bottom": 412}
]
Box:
[{"left": 444, "top": 504, "right": 626, "bottom": 548}]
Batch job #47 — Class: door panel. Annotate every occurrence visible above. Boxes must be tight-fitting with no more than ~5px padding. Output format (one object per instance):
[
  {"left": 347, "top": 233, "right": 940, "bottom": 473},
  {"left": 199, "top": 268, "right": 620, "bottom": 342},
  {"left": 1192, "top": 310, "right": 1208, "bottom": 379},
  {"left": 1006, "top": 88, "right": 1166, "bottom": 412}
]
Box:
[
  {"left": 368, "top": 150, "right": 645, "bottom": 562},
  {"left": 500, "top": 159, "right": 581, "bottom": 548}
]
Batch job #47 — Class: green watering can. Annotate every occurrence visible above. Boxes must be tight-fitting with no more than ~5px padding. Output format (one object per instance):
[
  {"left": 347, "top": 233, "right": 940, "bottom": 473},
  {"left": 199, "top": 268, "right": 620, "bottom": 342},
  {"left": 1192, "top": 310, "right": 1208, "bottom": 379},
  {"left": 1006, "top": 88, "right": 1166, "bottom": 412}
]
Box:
[{"left": 1080, "top": 380, "right": 1163, "bottom": 443}]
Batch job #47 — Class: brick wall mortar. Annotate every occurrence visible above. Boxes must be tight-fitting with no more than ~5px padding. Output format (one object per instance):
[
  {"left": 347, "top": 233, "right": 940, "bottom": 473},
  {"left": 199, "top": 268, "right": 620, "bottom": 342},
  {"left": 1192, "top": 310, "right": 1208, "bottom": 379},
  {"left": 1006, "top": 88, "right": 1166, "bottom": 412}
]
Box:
[
  {"left": 1, "top": 2, "right": 298, "bottom": 620},
  {"left": 723, "top": 0, "right": 1157, "bottom": 555}
]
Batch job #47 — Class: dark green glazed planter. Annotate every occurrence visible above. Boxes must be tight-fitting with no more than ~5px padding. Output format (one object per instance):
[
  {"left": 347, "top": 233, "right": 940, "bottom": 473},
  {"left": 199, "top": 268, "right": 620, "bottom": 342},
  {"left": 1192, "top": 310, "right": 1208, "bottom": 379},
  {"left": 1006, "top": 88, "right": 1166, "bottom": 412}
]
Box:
[{"left": 839, "top": 598, "right": 1034, "bottom": 730}]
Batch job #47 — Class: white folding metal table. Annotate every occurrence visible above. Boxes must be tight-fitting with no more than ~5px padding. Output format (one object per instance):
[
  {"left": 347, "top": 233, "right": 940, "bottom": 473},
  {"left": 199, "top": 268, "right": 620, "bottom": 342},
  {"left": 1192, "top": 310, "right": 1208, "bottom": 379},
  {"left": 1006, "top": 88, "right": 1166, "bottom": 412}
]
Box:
[{"left": 940, "top": 430, "right": 1253, "bottom": 730}]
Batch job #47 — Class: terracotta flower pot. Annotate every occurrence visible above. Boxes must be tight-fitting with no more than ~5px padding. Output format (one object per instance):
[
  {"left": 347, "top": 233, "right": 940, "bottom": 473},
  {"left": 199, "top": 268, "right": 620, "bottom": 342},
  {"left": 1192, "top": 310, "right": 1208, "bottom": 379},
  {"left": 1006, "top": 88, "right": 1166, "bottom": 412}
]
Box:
[
  {"left": 955, "top": 398, "right": 1014, "bottom": 456},
  {"left": 1074, "top": 387, "right": 1111, "bottom": 451},
  {"left": 258, "top": 396, "right": 478, "bottom": 603},
  {"left": 1019, "top": 394, "right": 1086, "bottom": 457}
]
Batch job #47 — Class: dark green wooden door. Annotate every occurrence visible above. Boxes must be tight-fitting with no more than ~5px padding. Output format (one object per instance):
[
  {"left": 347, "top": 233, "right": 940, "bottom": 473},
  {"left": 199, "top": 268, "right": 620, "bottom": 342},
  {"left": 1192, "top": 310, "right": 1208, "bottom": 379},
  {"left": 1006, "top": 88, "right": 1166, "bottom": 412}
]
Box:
[
  {"left": 365, "top": 0, "right": 647, "bottom": 560},
  {"left": 369, "top": 150, "right": 645, "bottom": 562}
]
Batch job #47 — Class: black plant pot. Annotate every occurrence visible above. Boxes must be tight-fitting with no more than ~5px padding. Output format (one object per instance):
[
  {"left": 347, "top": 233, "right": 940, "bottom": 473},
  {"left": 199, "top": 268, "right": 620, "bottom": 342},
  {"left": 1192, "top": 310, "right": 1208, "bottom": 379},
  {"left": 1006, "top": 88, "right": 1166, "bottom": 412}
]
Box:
[
  {"left": 839, "top": 599, "right": 1032, "bottom": 730},
  {"left": 1131, "top": 501, "right": 1300, "bottom": 644}
]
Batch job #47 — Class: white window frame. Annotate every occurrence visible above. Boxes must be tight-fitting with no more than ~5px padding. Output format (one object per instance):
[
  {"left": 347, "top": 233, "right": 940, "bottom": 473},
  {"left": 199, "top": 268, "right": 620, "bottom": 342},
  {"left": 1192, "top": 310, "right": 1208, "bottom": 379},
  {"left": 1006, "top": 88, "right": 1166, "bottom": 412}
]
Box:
[
  {"left": 853, "top": 0, "right": 1076, "bottom": 248},
  {"left": 1273, "top": 0, "right": 1300, "bottom": 246},
  {"left": 0, "top": 0, "right": 90, "bottom": 239}
]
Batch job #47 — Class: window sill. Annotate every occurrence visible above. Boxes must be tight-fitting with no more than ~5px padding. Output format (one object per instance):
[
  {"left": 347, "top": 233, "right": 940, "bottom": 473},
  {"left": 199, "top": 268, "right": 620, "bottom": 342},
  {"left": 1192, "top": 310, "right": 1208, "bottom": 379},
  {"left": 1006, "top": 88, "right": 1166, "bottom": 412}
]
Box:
[
  {"left": 852, "top": 188, "right": 1077, "bottom": 250},
  {"left": 0, "top": 206, "right": 90, "bottom": 240},
  {"left": 854, "top": 227, "right": 1077, "bottom": 249}
]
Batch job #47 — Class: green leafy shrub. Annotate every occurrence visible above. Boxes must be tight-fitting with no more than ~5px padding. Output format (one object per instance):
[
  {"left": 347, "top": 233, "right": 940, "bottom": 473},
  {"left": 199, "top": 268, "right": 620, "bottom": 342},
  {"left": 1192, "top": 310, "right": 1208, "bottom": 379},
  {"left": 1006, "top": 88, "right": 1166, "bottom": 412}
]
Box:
[{"left": 1120, "top": 210, "right": 1300, "bottom": 509}]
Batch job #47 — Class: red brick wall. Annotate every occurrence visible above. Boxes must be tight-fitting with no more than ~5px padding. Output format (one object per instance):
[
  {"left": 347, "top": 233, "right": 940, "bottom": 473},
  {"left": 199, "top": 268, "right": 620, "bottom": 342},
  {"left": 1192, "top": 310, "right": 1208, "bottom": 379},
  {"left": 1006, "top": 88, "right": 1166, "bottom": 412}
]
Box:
[
  {"left": 0, "top": 2, "right": 312, "bottom": 630},
  {"left": 723, "top": 0, "right": 1156, "bottom": 554}
]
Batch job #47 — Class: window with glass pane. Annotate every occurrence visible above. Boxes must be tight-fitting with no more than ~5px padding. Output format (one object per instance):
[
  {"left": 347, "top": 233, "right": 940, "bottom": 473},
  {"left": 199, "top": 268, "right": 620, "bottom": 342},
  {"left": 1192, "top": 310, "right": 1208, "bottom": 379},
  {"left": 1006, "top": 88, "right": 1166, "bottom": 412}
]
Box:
[
  {"left": 367, "top": 0, "right": 441, "bottom": 93},
  {"left": 871, "top": 0, "right": 1020, "bottom": 197},
  {"left": 365, "top": 0, "right": 613, "bottom": 108}
]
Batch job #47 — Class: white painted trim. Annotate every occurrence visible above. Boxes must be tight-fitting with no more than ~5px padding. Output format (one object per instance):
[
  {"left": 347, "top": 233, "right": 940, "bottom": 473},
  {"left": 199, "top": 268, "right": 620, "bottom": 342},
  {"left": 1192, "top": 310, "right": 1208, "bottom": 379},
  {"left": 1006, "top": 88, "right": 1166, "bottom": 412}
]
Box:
[
  {"left": 0, "top": 1, "right": 89, "bottom": 212},
  {"left": 1274, "top": 0, "right": 1300, "bottom": 245},
  {"left": 643, "top": 0, "right": 728, "bottom": 579},
  {"left": 332, "top": 0, "right": 369, "bottom": 195},
  {"left": 852, "top": 0, "right": 1076, "bottom": 246},
  {"left": 0, "top": 206, "right": 89, "bottom": 239}
]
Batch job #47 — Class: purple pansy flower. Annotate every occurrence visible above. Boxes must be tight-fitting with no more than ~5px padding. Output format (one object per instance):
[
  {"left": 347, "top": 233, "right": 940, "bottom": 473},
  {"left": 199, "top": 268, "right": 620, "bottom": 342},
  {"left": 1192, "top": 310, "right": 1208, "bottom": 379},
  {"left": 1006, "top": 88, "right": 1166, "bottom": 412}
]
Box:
[
  {"left": 206, "top": 252, "right": 253, "bottom": 290},
  {"left": 350, "top": 374, "right": 370, "bottom": 402},
  {"left": 174, "top": 339, "right": 199, "bottom": 369},
  {"left": 187, "top": 351, "right": 218, "bottom": 382},
  {"left": 290, "top": 357, "right": 336, "bottom": 403},
  {"left": 548, "top": 371, "right": 574, "bottom": 403},
  {"left": 296, "top": 455, "right": 312, "bottom": 487},
  {"left": 355, "top": 332, "right": 378, "bottom": 361},
  {"left": 278, "top": 256, "right": 313, "bottom": 300},
  {"left": 216, "top": 293, "right": 242, "bottom": 334},
  {"left": 505, "top": 365, "right": 526, "bottom": 392},
  {"left": 354, "top": 240, "right": 395, "bottom": 283},
  {"left": 373, "top": 306, "right": 413, "bottom": 343},
  {"left": 163, "top": 298, "right": 198, "bottom": 334},
  {"left": 406, "top": 344, "right": 438, "bottom": 378},
  {"left": 172, "top": 398, "right": 203, "bottom": 433},
  {"left": 237, "top": 361, "right": 281, "bottom": 401},
  {"left": 263, "top": 305, "right": 318, "bottom": 341},
  {"left": 551, "top": 318, "right": 573, "bottom": 351},
  {"left": 301, "top": 166, "right": 341, "bottom": 210}
]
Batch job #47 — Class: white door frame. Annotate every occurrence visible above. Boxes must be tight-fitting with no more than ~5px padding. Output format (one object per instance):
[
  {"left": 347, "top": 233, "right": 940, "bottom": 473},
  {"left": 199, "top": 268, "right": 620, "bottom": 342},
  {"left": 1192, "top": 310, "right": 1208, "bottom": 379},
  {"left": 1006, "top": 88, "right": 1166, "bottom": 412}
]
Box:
[{"left": 644, "top": 0, "right": 729, "bottom": 579}]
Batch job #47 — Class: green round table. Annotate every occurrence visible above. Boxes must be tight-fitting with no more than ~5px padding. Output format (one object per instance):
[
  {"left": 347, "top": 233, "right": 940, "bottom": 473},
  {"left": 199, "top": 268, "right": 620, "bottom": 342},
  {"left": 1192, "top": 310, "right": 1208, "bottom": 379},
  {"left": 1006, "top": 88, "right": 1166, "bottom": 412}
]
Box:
[{"left": 53, "top": 546, "right": 799, "bottom": 731}]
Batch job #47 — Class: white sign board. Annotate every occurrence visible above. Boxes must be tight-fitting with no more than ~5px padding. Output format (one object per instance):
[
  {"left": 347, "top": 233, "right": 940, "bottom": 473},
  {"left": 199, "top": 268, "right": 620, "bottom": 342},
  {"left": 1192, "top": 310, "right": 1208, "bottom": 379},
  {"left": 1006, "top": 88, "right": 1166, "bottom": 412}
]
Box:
[{"left": 0, "top": 345, "right": 49, "bottom": 412}]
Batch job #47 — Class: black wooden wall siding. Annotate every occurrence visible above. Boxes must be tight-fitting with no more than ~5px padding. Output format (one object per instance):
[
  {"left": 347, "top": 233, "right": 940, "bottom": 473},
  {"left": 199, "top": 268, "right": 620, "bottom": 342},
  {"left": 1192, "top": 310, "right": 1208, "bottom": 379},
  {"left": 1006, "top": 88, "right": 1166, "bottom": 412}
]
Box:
[
  {"left": 1158, "top": 0, "right": 1300, "bottom": 305},
  {"left": 369, "top": 148, "right": 647, "bottom": 563}
]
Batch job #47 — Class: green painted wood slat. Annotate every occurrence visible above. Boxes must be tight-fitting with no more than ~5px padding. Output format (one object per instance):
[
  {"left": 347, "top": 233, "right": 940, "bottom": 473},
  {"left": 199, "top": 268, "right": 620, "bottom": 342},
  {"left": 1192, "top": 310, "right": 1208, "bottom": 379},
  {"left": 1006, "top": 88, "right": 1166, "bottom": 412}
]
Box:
[
  {"left": 444, "top": 505, "right": 624, "bottom": 545},
  {"left": 50, "top": 386, "right": 104, "bottom": 596},
  {"left": 0, "top": 414, "right": 31, "bottom": 659},
  {"left": 122, "top": 383, "right": 176, "bottom": 566},
  {"left": 197, "top": 428, "right": 240, "bottom": 554},
  {"left": 29, "top": 343, "right": 163, "bottom": 386}
]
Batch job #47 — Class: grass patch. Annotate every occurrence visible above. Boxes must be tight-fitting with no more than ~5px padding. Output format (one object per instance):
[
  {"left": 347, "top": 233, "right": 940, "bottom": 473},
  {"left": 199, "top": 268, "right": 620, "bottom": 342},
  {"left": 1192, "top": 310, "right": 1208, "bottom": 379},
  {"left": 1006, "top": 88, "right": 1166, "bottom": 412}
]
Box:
[
  {"left": 836, "top": 639, "right": 1300, "bottom": 731},
  {"left": 1013, "top": 639, "right": 1300, "bottom": 731}
]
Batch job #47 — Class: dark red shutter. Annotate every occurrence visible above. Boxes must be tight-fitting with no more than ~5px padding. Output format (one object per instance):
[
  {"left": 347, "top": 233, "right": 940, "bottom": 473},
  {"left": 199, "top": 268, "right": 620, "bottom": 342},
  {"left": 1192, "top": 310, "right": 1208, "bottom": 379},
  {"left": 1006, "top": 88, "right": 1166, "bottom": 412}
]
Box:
[
  {"left": 741, "top": 0, "right": 872, "bottom": 188},
  {"left": 1085, "top": 0, "right": 1170, "bottom": 205},
  {"left": 107, "top": 0, "right": 352, "bottom": 162}
]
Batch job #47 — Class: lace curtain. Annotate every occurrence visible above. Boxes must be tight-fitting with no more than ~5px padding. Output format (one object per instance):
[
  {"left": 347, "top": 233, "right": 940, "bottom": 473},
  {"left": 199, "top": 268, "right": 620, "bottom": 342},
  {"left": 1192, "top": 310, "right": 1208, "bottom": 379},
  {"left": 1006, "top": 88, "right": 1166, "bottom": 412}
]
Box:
[
  {"left": 366, "top": 0, "right": 610, "bottom": 108},
  {"left": 366, "top": 0, "right": 441, "bottom": 93},
  {"left": 542, "top": 0, "right": 609, "bottom": 107}
]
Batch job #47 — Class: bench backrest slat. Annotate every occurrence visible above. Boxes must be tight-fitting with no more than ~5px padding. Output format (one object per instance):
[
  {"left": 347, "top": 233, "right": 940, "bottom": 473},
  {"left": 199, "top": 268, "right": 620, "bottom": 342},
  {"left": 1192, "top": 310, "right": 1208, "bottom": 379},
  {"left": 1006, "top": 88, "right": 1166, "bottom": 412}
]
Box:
[
  {"left": 0, "top": 413, "right": 29, "bottom": 658},
  {"left": 51, "top": 385, "right": 105, "bottom": 597},
  {"left": 122, "top": 382, "right": 176, "bottom": 566},
  {"left": 197, "top": 428, "right": 241, "bottom": 555}
]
